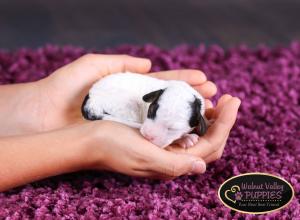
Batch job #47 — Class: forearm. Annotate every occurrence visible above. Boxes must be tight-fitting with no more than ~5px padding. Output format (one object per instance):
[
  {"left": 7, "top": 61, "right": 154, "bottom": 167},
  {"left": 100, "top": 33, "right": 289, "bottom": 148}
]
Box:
[
  {"left": 0, "top": 82, "right": 42, "bottom": 136},
  {"left": 0, "top": 124, "right": 90, "bottom": 192}
]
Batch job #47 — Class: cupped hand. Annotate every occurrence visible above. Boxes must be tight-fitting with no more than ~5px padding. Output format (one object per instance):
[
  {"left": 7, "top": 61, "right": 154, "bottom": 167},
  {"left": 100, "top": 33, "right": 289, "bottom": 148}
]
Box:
[
  {"left": 83, "top": 120, "right": 207, "bottom": 179},
  {"left": 166, "top": 94, "right": 241, "bottom": 164},
  {"left": 34, "top": 54, "right": 217, "bottom": 132},
  {"left": 82, "top": 94, "right": 240, "bottom": 180}
]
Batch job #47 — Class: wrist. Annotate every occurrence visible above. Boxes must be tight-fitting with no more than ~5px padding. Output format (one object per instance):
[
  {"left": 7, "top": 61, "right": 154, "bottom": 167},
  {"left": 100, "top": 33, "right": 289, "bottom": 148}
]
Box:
[
  {"left": 0, "top": 123, "right": 99, "bottom": 191},
  {"left": 72, "top": 121, "right": 108, "bottom": 171},
  {"left": 0, "top": 81, "right": 43, "bottom": 136}
]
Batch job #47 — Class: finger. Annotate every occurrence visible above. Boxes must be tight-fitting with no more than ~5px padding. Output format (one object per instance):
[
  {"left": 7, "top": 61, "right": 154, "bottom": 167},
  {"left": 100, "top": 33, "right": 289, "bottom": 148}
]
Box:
[
  {"left": 65, "top": 54, "right": 152, "bottom": 77},
  {"left": 128, "top": 169, "right": 164, "bottom": 178},
  {"left": 203, "top": 132, "right": 229, "bottom": 163},
  {"left": 131, "top": 169, "right": 176, "bottom": 180},
  {"left": 192, "top": 81, "right": 218, "bottom": 98},
  {"left": 205, "top": 94, "right": 232, "bottom": 119},
  {"left": 102, "top": 54, "right": 152, "bottom": 74},
  {"left": 149, "top": 69, "right": 207, "bottom": 85},
  {"left": 213, "top": 94, "right": 233, "bottom": 116},
  {"left": 205, "top": 99, "right": 213, "bottom": 109},
  {"left": 100, "top": 165, "right": 174, "bottom": 180},
  {"left": 169, "top": 97, "right": 241, "bottom": 158},
  {"left": 190, "top": 97, "right": 241, "bottom": 158},
  {"left": 146, "top": 148, "right": 207, "bottom": 177},
  {"left": 206, "top": 93, "right": 234, "bottom": 120},
  {"left": 218, "top": 94, "right": 233, "bottom": 105},
  {"left": 205, "top": 108, "right": 215, "bottom": 119}
]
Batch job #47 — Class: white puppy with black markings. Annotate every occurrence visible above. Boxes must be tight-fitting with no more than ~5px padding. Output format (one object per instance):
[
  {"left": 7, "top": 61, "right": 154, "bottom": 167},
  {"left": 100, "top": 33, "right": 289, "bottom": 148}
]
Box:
[{"left": 81, "top": 72, "right": 211, "bottom": 148}]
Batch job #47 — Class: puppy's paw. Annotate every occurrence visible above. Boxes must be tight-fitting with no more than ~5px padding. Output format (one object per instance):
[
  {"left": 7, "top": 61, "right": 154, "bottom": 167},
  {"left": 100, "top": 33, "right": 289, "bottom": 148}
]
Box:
[{"left": 174, "top": 133, "right": 199, "bottom": 148}]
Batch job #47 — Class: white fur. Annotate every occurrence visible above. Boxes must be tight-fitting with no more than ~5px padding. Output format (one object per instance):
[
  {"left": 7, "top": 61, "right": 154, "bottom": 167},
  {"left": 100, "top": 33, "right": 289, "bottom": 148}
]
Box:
[{"left": 83, "top": 72, "right": 206, "bottom": 148}]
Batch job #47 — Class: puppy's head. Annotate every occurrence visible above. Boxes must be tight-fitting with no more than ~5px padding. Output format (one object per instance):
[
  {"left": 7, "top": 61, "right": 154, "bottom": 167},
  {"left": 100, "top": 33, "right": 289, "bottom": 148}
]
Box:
[{"left": 140, "top": 82, "right": 207, "bottom": 148}]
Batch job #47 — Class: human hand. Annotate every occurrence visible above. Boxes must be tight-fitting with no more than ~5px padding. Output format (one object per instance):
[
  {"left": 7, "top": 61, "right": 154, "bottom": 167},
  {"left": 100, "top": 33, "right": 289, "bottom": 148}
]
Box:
[
  {"left": 81, "top": 94, "right": 241, "bottom": 179},
  {"left": 166, "top": 94, "right": 241, "bottom": 164},
  {"left": 0, "top": 94, "right": 241, "bottom": 192},
  {"left": 81, "top": 120, "right": 207, "bottom": 179},
  {"left": 32, "top": 54, "right": 217, "bottom": 132},
  {"left": 0, "top": 116, "right": 209, "bottom": 192}
]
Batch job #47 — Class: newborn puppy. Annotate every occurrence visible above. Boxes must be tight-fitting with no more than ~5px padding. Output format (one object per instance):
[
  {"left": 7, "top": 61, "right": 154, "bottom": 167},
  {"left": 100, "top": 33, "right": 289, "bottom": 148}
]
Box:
[{"left": 81, "top": 72, "right": 209, "bottom": 148}]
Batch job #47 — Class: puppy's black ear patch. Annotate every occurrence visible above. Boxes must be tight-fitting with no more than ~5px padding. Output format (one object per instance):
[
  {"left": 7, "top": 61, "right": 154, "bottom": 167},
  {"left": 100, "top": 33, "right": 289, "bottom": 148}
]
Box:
[
  {"left": 189, "top": 97, "right": 202, "bottom": 127},
  {"left": 189, "top": 97, "right": 207, "bottom": 136},
  {"left": 81, "top": 94, "right": 90, "bottom": 119},
  {"left": 81, "top": 94, "right": 103, "bottom": 120},
  {"left": 143, "top": 89, "right": 165, "bottom": 120},
  {"left": 197, "top": 114, "right": 207, "bottom": 136},
  {"left": 142, "top": 89, "right": 165, "bottom": 103},
  {"left": 147, "top": 101, "right": 159, "bottom": 119}
]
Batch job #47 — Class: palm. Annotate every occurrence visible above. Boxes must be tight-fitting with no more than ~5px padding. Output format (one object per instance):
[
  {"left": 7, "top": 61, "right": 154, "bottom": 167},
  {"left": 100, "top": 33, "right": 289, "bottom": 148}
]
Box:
[{"left": 166, "top": 95, "right": 241, "bottom": 163}]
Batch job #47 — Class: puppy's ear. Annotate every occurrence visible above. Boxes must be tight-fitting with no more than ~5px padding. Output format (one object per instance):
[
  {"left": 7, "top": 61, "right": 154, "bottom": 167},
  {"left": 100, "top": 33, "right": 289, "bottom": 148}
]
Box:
[
  {"left": 189, "top": 97, "right": 207, "bottom": 136},
  {"left": 197, "top": 114, "right": 207, "bottom": 136},
  {"left": 142, "top": 89, "right": 165, "bottom": 103}
]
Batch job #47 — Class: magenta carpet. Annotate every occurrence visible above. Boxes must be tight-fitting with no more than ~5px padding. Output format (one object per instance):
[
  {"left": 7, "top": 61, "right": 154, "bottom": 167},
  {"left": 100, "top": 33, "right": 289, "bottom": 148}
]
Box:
[{"left": 0, "top": 43, "right": 299, "bottom": 219}]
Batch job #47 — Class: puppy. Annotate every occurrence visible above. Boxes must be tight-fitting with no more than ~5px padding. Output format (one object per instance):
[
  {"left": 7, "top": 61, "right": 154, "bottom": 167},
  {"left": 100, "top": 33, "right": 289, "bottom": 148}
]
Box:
[{"left": 82, "top": 72, "right": 210, "bottom": 148}]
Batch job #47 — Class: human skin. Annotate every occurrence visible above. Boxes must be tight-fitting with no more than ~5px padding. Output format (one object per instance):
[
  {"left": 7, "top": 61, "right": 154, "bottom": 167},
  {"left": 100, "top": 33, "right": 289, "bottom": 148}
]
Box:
[{"left": 0, "top": 54, "right": 241, "bottom": 192}]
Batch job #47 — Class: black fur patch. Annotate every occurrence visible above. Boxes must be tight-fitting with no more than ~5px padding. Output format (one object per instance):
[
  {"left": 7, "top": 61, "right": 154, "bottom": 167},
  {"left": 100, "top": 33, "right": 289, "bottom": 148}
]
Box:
[
  {"left": 81, "top": 94, "right": 103, "bottom": 120},
  {"left": 189, "top": 97, "right": 207, "bottom": 136},
  {"left": 147, "top": 101, "right": 160, "bottom": 119},
  {"left": 87, "top": 114, "right": 103, "bottom": 121},
  {"left": 189, "top": 97, "right": 202, "bottom": 127},
  {"left": 143, "top": 89, "right": 165, "bottom": 119},
  {"left": 103, "top": 110, "right": 110, "bottom": 115},
  {"left": 142, "top": 89, "right": 165, "bottom": 103},
  {"left": 81, "top": 94, "right": 90, "bottom": 119}
]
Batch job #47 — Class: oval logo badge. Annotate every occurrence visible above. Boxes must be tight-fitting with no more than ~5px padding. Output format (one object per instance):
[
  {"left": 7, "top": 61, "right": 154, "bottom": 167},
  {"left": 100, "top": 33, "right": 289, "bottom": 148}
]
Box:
[{"left": 218, "top": 173, "right": 294, "bottom": 214}]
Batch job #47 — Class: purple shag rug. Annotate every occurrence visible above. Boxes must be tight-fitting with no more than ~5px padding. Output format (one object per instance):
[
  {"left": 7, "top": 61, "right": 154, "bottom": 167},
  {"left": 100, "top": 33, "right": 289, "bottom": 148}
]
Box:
[{"left": 0, "top": 43, "right": 299, "bottom": 219}]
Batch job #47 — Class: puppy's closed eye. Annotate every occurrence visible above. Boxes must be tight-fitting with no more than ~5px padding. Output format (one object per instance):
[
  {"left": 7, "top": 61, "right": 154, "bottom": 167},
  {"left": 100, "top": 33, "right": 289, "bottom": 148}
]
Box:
[{"left": 167, "top": 127, "right": 180, "bottom": 131}]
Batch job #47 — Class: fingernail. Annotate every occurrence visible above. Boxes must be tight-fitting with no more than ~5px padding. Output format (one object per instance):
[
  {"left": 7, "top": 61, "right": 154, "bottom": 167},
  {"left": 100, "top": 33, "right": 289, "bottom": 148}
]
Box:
[
  {"left": 235, "top": 97, "right": 242, "bottom": 106},
  {"left": 191, "top": 160, "right": 206, "bottom": 174},
  {"left": 141, "top": 58, "right": 151, "bottom": 65}
]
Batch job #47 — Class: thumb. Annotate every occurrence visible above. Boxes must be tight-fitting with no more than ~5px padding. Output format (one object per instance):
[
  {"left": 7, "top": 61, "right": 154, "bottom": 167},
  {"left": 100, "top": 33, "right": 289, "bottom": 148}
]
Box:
[
  {"left": 69, "top": 54, "right": 151, "bottom": 76},
  {"left": 150, "top": 150, "right": 206, "bottom": 177}
]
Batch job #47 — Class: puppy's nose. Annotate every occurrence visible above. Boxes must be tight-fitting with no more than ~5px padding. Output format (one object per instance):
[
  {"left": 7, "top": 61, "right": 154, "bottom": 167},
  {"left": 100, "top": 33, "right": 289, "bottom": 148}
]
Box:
[{"left": 144, "top": 134, "right": 154, "bottom": 141}]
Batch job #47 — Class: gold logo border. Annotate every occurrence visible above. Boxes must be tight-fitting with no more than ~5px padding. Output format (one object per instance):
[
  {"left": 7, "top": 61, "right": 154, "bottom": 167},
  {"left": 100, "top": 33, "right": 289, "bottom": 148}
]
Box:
[{"left": 217, "top": 172, "right": 295, "bottom": 215}]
